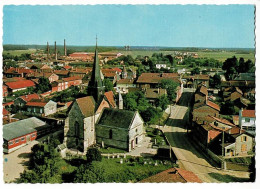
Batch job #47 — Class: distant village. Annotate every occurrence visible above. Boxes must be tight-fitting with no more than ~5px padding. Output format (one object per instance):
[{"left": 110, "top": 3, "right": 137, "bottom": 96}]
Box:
[{"left": 3, "top": 39, "right": 255, "bottom": 183}]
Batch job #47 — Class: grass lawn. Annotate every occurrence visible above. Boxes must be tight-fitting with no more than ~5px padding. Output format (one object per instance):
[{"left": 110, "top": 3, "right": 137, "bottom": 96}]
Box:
[
  {"left": 208, "top": 173, "right": 250, "bottom": 182},
  {"left": 99, "top": 147, "right": 127, "bottom": 154},
  {"left": 54, "top": 156, "right": 173, "bottom": 183},
  {"left": 3, "top": 49, "right": 37, "bottom": 56}
]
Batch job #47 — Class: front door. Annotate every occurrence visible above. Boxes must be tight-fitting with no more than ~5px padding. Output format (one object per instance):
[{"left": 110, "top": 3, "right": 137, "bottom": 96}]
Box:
[
  {"left": 241, "top": 144, "right": 247, "bottom": 153},
  {"left": 131, "top": 140, "right": 135, "bottom": 150}
]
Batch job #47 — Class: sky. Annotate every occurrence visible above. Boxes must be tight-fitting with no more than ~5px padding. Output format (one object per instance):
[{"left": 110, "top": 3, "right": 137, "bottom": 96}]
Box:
[{"left": 3, "top": 5, "right": 255, "bottom": 48}]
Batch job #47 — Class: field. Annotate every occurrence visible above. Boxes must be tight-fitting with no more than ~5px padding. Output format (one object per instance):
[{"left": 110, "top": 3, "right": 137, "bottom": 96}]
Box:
[
  {"left": 108, "top": 50, "right": 255, "bottom": 62},
  {"left": 3, "top": 49, "right": 37, "bottom": 56}
]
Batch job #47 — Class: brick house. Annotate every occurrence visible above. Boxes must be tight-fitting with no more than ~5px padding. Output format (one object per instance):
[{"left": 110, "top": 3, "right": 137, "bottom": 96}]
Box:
[
  {"left": 54, "top": 70, "right": 70, "bottom": 79},
  {"left": 3, "top": 117, "right": 49, "bottom": 153},
  {"left": 116, "top": 78, "right": 136, "bottom": 94},
  {"left": 26, "top": 72, "right": 59, "bottom": 83},
  {"left": 192, "top": 100, "right": 220, "bottom": 124},
  {"left": 14, "top": 93, "right": 41, "bottom": 107},
  {"left": 25, "top": 100, "right": 57, "bottom": 116},
  {"left": 5, "top": 79, "right": 36, "bottom": 93}
]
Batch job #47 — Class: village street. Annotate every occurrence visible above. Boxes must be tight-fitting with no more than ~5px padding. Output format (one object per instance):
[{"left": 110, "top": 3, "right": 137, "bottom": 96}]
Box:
[{"left": 161, "top": 88, "right": 249, "bottom": 183}]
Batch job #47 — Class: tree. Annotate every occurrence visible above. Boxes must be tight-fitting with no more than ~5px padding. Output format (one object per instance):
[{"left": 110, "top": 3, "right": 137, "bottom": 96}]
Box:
[
  {"left": 222, "top": 56, "right": 238, "bottom": 80},
  {"left": 86, "top": 148, "right": 102, "bottom": 163},
  {"left": 36, "top": 77, "right": 51, "bottom": 93},
  {"left": 220, "top": 101, "right": 236, "bottom": 115},
  {"left": 191, "top": 67, "right": 200, "bottom": 75},
  {"left": 74, "top": 163, "right": 105, "bottom": 183},
  {"left": 17, "top": 170, "right": 40, "bottom": 183},
  {"left": 103, "top": 78, "right": 115, "bottom": 92},
  {"left": 160, "top": 79, "right": 179, "bottom": 101},
  {"left": 155, "top": 94, "right": 169, "bottom": 111},
  {"left": 209, "top": 74, "right": 221, "bottom": 88}
]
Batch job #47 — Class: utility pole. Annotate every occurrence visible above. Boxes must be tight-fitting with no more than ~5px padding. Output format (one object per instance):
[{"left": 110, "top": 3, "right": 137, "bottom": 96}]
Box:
[{"left": 221, "top": 130, "right": 225, "bottom": 169}]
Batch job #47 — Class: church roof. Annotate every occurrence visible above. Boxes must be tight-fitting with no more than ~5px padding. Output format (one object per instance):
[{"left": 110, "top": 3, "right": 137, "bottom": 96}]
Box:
[
  {"left": 97, "top": 108, "right": 136, "bottom": 129},
  {"left": 76, "top": 96, "right": 96, "bottom": 117},
  {"left": 104, "top": 91, "right": 116, "bottom": 108}
]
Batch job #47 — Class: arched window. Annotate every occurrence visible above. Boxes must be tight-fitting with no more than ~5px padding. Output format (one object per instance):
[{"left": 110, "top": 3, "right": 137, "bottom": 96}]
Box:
[
  {"left": 75, "top": 121, "right": 80, "bottom": 138},
  {"left": 109, "top": 129, "right": 113, "bottom": 139}
]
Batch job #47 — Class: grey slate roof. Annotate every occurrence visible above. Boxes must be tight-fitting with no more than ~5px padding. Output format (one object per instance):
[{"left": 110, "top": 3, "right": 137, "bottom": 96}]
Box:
[
  {"left": 97, "top": 108, "right": 136, "bottom": 129},
  {"left": 3, "top": 117, "right": 47, "bottom": 141}
]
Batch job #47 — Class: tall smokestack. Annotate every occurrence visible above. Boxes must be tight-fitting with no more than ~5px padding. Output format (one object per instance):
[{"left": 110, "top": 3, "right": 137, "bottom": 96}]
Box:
[
  {"left": 55, "top": 41, "right": 57, "bottom": 61},
  {"left": 47, "top": 42, "right": 50, "bottom": 60},
  {"left": 64, "top": 39, "right": 67, "bottom": 56}
]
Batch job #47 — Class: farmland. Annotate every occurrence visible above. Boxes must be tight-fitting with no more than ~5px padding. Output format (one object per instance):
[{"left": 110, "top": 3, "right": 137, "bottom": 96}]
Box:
[
  {"left": 3, "top": 49, "right": 37, "bottom": 56},
  {"left": 109, "top": 50, "right": 255, "bottom": 62}
]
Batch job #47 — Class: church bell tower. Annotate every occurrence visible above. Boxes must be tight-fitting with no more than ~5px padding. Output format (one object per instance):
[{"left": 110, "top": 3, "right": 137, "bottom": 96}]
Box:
[{"left": 87, "top": 37, "right": 105, "bottom": 103}]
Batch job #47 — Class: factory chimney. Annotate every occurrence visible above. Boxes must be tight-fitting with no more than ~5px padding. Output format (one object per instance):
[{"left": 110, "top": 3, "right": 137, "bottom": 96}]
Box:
[
  {"left": 47, "top": 42, "right": 50, "bottom": 60},
  {"left": 55, "top": 41, "right": 57, "bottom": 61},
  {"left": 64, "top": 39, "right": 67, "bottom": 56}
]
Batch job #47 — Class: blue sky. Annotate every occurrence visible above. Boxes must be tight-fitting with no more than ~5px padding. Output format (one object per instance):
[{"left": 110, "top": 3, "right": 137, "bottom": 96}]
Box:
[{"left": 3, "top": 5, "right": 255, "bottom": 48}]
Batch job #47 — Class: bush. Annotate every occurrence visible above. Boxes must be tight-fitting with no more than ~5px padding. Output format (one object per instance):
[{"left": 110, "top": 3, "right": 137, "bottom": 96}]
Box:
[{"left": 86, "top": 148, "right": 102, "bottom": 163}]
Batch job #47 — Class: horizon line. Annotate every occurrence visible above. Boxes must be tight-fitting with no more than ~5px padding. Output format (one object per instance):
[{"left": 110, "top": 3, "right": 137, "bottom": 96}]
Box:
[{"left": 2, "top": 43, "right": 255, "bottom": 49}]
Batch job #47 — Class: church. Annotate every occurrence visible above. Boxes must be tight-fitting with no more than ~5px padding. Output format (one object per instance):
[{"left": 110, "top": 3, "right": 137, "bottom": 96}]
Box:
[{"left": 63, "top": 40, "right": 144, "bottom": 153}]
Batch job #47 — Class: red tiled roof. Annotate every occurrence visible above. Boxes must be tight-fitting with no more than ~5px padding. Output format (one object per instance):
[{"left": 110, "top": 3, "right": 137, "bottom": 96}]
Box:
[
  {"left": 103, "top": 72, "right": 116, "bottom": 78},
  {"left": 3, "top": 101, "right": 14, "bottom": 107},
  {"left": 26, "top": 101, "right": 47, "bottom": 107},
  {"left": 206, "top": 100, "right": 220, "bottom": 111},
  {"left": 3, "top": 108, "right": 10, "bottom": 116},
  {"left": 198, "top": 85, "right": 208, "bottom": 96},
  {"left": 54, "top": 70, "right": 69, "bottom": 75},
  {"left": 104, "top": 91, "right": 116, "bottom": 108},
  {"left": 227, "top": 126, "right": 245, "bottom": 135},
  {"left": 63, "top": 65, "right": 72, "bottom": 70},
  {"left": 209, "top": 116, "right": 235, "bottom": 127},
  {"left": 62, "top": 76, "right": 82, "bottom": 82},
  {"left": 139, "top": 168, "right": 202, "bottom": 183},
  {"left": 242, "top": 110, "right": 255, "bottom": 118},
  {"left": 3, "top": 77, "right": 26, "bottom": 83},
  {"left": 112, "top": 67, "right": 122, "bottom": 73},
  {"left": 117, "top": 78, "right": 135, "bottom": 84},
  {"left": 19, "top": 93, "right": 40, "bottom": 102},
  {"left": 5, "top": 80, "right": 35, "bottom": 90}
]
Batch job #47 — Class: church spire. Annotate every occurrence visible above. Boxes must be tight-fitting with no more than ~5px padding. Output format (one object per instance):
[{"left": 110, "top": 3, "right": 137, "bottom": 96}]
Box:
[{"left": 88, "top": 37, "right": 104, "bottom": 103}]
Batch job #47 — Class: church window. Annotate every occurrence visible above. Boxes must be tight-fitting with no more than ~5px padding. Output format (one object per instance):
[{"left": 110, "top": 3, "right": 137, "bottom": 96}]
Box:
[
  {"left": 75, "top": 121, "right": 80, "bottom": 138},
  {"left": 109, "top": 129, "right": 113, "bottom": 139}
]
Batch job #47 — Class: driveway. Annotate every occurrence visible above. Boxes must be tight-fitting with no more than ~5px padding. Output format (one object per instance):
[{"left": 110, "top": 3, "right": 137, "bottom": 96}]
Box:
[{"left": 3, "top": 140, "right": 38, "bottom": 183}]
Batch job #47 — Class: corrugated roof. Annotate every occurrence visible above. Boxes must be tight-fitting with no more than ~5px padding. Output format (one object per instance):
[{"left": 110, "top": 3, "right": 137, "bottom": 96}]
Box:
[
  {"left": 3, "top": 117, "right": 47, "bottom": 141},
  {"left": 97, "top": 108, "right": 136, "bottom": 129}
]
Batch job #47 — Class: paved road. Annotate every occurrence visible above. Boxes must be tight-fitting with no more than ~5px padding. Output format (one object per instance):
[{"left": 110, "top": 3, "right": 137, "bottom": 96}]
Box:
[
  {"left": 162, "top": 88, "right": 249, "bottom": 183},
  {"left": 3, "top": 140, "right": 38, "bottom": 183}
]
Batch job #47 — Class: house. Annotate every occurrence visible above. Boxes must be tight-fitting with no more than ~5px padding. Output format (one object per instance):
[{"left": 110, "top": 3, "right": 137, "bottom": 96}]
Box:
[
  {"left": 3, "top": 67, "right": 34, "bottom": 78},
  {"left": 194, "top": 85, "right": 208, "bottom": 104},
  {"left": 144, "top": 88, "right": 167, "bottom": 104},
  {"left": 96, "top": 108, "right": 145, "bottom": 152},
  {"left": 210, "top": 127, "right": 254, "bottom": 157},
  {"left": 193, "top": 100, "right": 220, "bottom": 124},
  {"left": 139, "top": 168, "right": 202, "bottom": 183},
  {"left": 3, "top": 117, "right": 49, "bottom": 153},
  {"left": 25, "top": 99, "right": 57, "bottom": 116},
  {"left": 116, "top": 78, "right": 136, "bottom": 94},
  {"left": 69, "top": 68, "right": 91, "bottom": 77},
  {"left": 3, "top": 84, "right": 8, "bottom": 97},
  {"left": 26, "top": 72, "right": 59, "bottom": 83},
  {"left": 221, "top": 80, "right": 255, "bottom": 91},
  {"left": 239, "top": 109, "right": 255, "bottom": 136},
  {"left": 155, "top": 64, "right": 169, "bottom": 70},
  {"left": 136, "top": 73, "right": 181, "bottom": 88},
  {"left": 14, "top": 93, "right": 41, "bottom": 107},
  {"left": 209, "top": 115, "right": 236, "bottom": 130},
  {"left": 5, "top": 79, "right": 36, "bottom": 93},
  {"left": 62, "top": 76, "right": 83, "bottom": 87},
  {"left": 193, "top": 74, "right": 210, "bottom": 88},
  {"left": 54, "top": 70, "right": 70, "bottom": 79}
]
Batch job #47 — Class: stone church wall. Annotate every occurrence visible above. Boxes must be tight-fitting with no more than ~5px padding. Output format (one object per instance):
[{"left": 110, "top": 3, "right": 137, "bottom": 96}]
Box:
[{"left": 96, "top": 126, "right": 129, "bottom": 150}]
